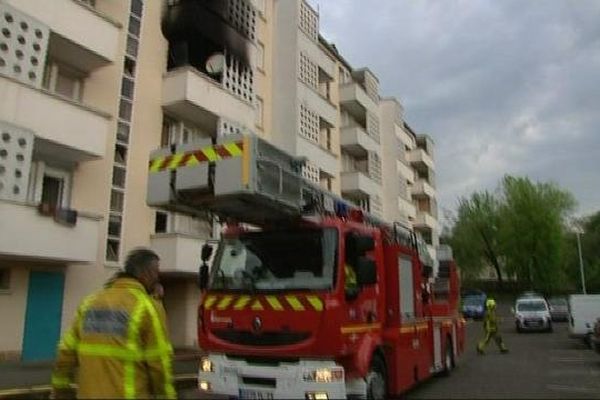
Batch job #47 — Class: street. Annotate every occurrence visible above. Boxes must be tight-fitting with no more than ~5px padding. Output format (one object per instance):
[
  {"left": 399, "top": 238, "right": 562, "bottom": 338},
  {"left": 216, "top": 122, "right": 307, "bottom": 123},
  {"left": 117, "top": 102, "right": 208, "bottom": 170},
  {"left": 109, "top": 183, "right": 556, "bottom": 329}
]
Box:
[
  {"left": 180, "top": 307, "right": 600, "bottom": 399},
  {"left": 408, "top": 315, "right": 600, "bottom": 399}
]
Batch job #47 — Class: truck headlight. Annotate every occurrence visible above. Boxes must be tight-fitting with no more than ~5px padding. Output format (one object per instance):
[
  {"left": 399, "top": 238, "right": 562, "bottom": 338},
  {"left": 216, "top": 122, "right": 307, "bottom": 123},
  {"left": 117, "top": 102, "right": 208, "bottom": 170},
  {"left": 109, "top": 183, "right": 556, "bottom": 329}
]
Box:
[
  {"left": 200, "top": 357, "right": 214, "bottom": 373},
  {"left": 304, "top": 367, "right": 344, "bottom": 383}
]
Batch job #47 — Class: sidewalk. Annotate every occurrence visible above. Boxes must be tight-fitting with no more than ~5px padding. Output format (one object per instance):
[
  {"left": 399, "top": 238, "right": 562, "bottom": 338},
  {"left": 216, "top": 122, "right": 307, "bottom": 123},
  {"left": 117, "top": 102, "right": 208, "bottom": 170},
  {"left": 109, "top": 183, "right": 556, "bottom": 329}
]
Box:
[{"left": 0, "top": 349, "right": 203, "bottom": 396}]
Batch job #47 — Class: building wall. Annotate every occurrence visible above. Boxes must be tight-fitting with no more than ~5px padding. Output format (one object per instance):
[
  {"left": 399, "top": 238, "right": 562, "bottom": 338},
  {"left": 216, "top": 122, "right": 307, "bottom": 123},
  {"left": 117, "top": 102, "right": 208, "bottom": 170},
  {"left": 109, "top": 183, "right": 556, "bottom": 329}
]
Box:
[
  {"left": 0, "top": 266, "right": 28, "bottom": 358},
  {"left": 379, "top": 99, "right": 402, "bottom": 222}
]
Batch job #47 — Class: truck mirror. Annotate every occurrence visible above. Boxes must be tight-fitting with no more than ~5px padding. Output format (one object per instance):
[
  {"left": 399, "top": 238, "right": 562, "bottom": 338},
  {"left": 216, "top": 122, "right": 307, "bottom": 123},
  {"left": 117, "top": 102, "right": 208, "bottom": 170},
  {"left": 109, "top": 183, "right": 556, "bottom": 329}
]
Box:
[
  {"left": 201, "top": 243, "right": 213, "bottom": 262},
  {"left": 198, "top": 264, "right": 209, "bottom": 290},
  {"left": 356, "top": 257, "right": 377, "bottom": 286}
]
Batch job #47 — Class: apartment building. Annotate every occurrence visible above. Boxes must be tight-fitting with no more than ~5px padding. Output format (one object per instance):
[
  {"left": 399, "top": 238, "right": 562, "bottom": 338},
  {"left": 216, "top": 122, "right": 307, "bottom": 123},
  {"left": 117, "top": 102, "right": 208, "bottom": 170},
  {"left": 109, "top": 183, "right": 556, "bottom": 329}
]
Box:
[{"left": 0, "top": 0, "right": 438, "bottom": 361}]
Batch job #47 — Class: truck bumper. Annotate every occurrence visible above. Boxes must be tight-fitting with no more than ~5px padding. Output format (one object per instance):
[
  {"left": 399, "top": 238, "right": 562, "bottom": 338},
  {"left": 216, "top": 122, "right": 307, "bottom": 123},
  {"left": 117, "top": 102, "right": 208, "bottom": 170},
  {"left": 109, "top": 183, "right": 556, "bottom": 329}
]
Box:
[{"left": 197, "top": 354, "right": 348, "bottom": 399}]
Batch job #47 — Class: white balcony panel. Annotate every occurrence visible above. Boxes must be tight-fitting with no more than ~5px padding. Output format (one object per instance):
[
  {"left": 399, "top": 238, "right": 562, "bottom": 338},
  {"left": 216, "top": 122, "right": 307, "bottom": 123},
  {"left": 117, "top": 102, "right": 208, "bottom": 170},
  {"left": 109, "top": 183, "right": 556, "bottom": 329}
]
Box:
[
  {"left": 341, "top": 171, "right": 380, "bottom": 197},
  {"left": 408, "top": 148, "right": 435, "bottom": 171},
  {"left": 298, "top": 32, "right": 336, "bottom": 78},
  {"left": 151, "top": 233, "right": 213, "bottom": 275},
  {"left": 0, "top": 77, "right": 110, "bottom": 161},
  {"left": 296, "top": 136, "right": 339, "bottom": 177},
  {"left": 397, "top": 160, "right": 415, "bottom": 184},
  {"left": 162, "top": 67, "right": 255, "bottom": 133},
  {"left": 0, "top": 200, "right": 101, "bottom": 263},
  {"left": 6, "top": 0, "right": 120, "bottom": 70},
  {"left": 340, "top": 126, "right": 379, "bottom": 157},
  {"left": 414, "top": 211, "right": 438, "bottom": 230},
  {"left": 395, "top": 124, "right": 415, "bottom": 148},
  {"left": 398, "top": 196, "right": 417, "bottom": 220},
  {"left": 339, "top": 82, "right": 378, "bottom": 117},
  {"left": 411, "top": 179, "right": 436, "bottom": 199},
  {"left": 297, "top": 82, "right": 337, "bottom": 127}
]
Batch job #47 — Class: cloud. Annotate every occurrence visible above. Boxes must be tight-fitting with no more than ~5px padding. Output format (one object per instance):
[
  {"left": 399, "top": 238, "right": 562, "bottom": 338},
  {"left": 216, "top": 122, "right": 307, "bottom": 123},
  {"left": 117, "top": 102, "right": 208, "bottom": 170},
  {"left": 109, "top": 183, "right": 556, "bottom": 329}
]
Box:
[{"left": 317, "top": 0, "right": 600, "bottom": 216}]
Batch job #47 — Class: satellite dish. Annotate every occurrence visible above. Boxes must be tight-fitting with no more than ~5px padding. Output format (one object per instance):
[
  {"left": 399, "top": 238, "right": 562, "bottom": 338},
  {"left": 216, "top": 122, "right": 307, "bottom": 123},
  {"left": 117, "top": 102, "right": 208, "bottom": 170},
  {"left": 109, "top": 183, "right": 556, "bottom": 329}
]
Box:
[{"left": 206, "top": 53, "right": 225, "bottom": 75}]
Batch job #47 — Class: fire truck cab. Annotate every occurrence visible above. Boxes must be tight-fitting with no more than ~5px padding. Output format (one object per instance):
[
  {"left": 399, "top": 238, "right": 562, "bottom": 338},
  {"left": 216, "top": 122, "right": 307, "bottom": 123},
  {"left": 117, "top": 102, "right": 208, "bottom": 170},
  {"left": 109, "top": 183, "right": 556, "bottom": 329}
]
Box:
[{"left": 147, "top": 134, "right": 464, "bottom": 399}]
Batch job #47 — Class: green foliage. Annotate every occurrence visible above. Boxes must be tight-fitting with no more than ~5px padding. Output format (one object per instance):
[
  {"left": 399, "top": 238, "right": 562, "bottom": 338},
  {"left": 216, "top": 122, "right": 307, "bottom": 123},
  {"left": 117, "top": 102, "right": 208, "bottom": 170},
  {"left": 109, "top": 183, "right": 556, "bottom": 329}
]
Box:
[
  {"left": 562, "top": 211, "right": 600, "bottom": 293},
  {"left": 448, "top": 175, "right": 576, "bottom": 293},
  {"left": 498, "top": 176, "right": 575, "bottom": 293}
]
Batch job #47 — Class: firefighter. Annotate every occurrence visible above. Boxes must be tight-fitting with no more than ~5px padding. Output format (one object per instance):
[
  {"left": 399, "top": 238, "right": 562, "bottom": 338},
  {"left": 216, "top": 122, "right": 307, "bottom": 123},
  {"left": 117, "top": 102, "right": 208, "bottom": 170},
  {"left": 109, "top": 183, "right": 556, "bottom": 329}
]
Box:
[
  {"left": 477, "top": 298, "right": 509, "bottom": 354},
  {"left": 51, "top": 248, "right": 176, "bottom": 399}
]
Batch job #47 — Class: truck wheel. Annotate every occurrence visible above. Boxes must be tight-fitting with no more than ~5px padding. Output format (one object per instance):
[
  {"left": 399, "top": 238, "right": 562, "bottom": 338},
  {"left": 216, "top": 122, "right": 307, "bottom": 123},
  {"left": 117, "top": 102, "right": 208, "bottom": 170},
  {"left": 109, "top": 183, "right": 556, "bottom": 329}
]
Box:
[
  {"left": 443, "top": 337, "right": 454, "bottom": 376},
  {"left": 366, "top": 355, "right": 386, "bottom": 400}
]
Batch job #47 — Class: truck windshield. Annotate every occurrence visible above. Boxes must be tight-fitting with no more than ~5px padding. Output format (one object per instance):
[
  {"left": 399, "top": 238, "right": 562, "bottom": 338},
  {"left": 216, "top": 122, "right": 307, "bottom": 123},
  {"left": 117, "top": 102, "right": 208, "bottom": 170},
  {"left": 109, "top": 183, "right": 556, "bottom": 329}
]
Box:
[{"left": 209, "top": 228, "right": 338, "bottom": 292}]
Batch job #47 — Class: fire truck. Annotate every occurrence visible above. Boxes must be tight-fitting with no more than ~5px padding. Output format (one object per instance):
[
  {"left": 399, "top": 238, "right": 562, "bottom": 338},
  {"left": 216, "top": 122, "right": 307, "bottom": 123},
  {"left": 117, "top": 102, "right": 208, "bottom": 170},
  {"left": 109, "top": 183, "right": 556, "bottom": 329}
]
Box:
[{"left": 147, "top": 134, "right": 465, "bottom": 399}]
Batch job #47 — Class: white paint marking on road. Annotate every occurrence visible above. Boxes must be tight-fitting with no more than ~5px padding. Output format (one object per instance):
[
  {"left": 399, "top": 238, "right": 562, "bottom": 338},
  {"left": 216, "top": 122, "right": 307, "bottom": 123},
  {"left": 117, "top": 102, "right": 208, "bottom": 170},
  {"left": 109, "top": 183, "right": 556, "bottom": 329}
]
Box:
[
  {"left": 550, "top": 357, "right": 585, "bottom": 363},
  {"left": 546, "top": 384, "right": 599, "bottom": 394},
  {"left": 549, "top": 369, "right": 600, "bottom": 377}
]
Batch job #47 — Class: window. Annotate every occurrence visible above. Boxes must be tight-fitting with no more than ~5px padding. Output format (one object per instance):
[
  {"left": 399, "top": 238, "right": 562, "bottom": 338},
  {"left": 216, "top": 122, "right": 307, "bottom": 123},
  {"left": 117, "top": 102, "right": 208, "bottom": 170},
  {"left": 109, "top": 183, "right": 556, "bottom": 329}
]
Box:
[
  {"left": 119, "top": 99, "right": 133, "bottom": 121},
  {"left": 126, "top": 34, "right": 139, "bottom": 58},
  {"left": 121, "top": 77, "right": 134, "bottom": 99},
  {"left": 155, "top": 211, "right": 169, "bottom": 233},
  {"left": 110, "top": 189, "right": 124, "bottom": 212},
  {"left": 0, "top": 268, "right": 10, "bottom": 291},
  {"left": 130, "top": 0, "right": 143, "bottom": 18},
  {"left": 41, "top": 175, "right": 63, "bottom": 206},
  {"left": 117, "top": 122, "right": 130, "bottom": 144},
  {"left": 31, "top": 164, "right": 71, "bottom": 207},
  {"left": 124, "top": 57, "right": 136, "bottom": 78},
  {"left": 128, "top": 15, "right": 141, "bottom": 37},
  {"left": 43, "top": 62, "right": 84, "bottom": 101},
  {"left": 114, "top": 144, "right": 127, "bottom": 165},
  {"left": 106, "top": 238, "right": 120, "bottom": 262},
  {"left": 112, "top": 166, "right": 126, "bottom": 188}
]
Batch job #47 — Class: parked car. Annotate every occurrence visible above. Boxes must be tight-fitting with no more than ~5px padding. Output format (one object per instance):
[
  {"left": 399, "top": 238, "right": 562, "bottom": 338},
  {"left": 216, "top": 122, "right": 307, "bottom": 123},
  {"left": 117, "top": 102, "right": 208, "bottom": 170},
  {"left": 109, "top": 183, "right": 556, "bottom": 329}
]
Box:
[
  {"left": 462, "top": 295, "right": 486, "bottom": 319},
  {"left": 548, "top": 297, "right": 569, "bottom": 322},
  {"left": 568, "top": 294, "right": 600, "bottom": 348},
  {"left": 592, "top": 318, "right": 600, "bottom": 354},
  {"left": 514, "top": 297, "right": 552, "bottom": 332}
]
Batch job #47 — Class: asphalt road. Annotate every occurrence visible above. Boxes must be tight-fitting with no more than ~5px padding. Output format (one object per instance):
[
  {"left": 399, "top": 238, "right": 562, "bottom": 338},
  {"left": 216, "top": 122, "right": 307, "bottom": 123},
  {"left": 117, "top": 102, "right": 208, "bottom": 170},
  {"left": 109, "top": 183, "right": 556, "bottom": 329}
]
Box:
[
  {"left": 181, "top": 310, "right": 600, "bottom": 399},
  {"left": 407, "top": 315, "right": 600, "bottom": 399}
]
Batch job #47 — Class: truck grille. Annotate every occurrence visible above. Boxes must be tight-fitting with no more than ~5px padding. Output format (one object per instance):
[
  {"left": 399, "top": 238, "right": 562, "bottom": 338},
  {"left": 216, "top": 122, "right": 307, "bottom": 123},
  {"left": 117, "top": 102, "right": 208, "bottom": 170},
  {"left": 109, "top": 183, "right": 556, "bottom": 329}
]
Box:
[{"left": 212, "top": 330, "right": 310, "bottom": 346}]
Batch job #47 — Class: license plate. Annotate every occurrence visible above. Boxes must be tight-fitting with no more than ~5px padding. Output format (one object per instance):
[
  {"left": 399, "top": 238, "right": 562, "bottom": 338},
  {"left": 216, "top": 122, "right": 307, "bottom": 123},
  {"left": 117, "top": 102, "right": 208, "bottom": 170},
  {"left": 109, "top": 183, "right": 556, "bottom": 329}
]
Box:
[{"left": 239, "top": 389, "right": 274, "bottom": 399}]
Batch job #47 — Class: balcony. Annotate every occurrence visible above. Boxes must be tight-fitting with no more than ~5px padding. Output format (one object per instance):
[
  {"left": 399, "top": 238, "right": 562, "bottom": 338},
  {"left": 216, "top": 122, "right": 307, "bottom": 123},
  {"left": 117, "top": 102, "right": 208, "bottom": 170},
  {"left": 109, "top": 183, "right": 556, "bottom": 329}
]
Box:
[
  {"left": 397, "top": 160, "right": 415, "bottom": 184},
  {"left": 414, "top": 211, "right": 438, "bottom": 230},
  {"left": 162, "top": 67, "right": 255, "bottom": 133},
  {"left": 297, "top": 82, "right": 337, "bottom": 127},
  {"left": 6, "top": 0, "right": 121, "bottom": 71},
  {"left": 341, "top": 171, "right": 380, "bottom": 198},
  {"left": 340, "top": 126, "right": 379, "bottom": 158},
  {"left": 150, "top": 233, "right": 213, "bottom": 275},
  {"left": 296, "top": 136, "right": 338, "bottom": 177},
  {"left": 0, "top": 76, "right": 111, "bottom": 161},
  {"left": 408, "top": 148, "right": 434, "bottom": 172},
  {"left": 339, "top": 82, "right": 378, "bottom": 119},
  {"left": 411, "top": 179, "right": 436, "bottom": 199},
  {"left": 398, "top": 196, "right": 417, "bottom": 220},
  {"left": 0, "top": 200, "right": 101, "bottom": 263}
]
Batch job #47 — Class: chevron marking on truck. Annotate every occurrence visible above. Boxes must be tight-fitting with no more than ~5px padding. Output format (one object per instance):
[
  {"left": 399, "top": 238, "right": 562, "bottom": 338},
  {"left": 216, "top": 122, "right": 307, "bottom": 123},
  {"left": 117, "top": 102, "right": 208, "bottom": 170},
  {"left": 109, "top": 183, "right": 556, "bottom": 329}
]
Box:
[
  {"left": 202, "top": 295, "right": 323, "bottom": 312},
  {"left": 148, "top": 141, "right": 244, "bottom": 173}
]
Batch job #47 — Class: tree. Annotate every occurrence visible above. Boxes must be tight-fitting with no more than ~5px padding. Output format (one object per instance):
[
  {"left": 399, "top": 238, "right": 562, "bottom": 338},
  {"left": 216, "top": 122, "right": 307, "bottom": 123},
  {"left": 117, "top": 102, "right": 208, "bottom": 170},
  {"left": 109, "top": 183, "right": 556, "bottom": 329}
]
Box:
[
  {"left": 448, "top": 191, "right": 504, "bottom": 285},
  {"left": 562, "top": 211, "right": 600, "bottom": 293},
  {"left": 498, "top": 176, "right": 575, "bottom": 293},
  {"left": 447, "top": 175, "right": 576, "bottom": 292}
]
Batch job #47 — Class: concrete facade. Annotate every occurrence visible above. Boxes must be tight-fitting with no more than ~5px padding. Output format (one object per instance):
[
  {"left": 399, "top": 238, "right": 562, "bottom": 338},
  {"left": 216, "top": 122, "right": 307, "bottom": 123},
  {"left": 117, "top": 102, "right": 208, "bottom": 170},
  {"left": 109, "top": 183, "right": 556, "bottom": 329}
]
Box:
[{"left": 0, "top": 0, "right": 439, "bottom": 359}]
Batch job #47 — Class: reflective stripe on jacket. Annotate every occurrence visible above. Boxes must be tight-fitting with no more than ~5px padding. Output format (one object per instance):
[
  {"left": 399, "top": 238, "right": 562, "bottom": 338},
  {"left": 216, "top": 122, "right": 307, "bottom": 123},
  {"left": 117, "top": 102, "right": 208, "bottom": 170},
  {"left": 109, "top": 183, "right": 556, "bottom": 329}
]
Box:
[{"left": 51, "top": 278, "right": 175, "bottom": 399}]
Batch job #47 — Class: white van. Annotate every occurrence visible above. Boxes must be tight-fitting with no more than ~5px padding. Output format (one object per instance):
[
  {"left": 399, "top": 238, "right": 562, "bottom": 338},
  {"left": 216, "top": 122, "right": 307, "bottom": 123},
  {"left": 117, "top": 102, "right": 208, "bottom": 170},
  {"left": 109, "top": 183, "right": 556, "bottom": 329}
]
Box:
[{"left": 568, "top": 294, "right": 600, "bottom": 346}]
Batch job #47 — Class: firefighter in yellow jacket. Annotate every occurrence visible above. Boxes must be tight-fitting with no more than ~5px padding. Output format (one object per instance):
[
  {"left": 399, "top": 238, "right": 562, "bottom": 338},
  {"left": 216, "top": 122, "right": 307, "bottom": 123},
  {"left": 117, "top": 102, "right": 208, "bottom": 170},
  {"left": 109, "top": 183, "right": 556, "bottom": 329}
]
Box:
[
  {"left": 477, "top": 298, "right": 509, "bottom": 354},
  {"left": 51, "top": 248, "right": 176, "bottom": 399}
]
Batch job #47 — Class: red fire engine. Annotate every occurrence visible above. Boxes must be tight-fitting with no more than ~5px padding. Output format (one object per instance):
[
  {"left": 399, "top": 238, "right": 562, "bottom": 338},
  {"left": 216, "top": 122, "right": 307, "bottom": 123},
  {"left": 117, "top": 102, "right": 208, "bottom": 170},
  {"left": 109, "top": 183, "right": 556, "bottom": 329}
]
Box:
[{"left": 147, "top": 135, "right": 465, "bottom": 399}]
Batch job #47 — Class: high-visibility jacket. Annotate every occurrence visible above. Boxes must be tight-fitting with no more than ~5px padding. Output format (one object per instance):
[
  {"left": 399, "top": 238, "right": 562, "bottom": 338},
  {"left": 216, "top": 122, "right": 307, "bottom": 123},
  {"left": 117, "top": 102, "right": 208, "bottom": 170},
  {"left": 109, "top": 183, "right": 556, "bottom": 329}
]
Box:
[
  {"left": 483, "top": 310, "right": 499, "bottom": 333},
  {"left": 51, "top": 277, "right": 176, "bottom": 399},
  {"left": 345, "top": 264, "right": 357, "bottom": 290}
]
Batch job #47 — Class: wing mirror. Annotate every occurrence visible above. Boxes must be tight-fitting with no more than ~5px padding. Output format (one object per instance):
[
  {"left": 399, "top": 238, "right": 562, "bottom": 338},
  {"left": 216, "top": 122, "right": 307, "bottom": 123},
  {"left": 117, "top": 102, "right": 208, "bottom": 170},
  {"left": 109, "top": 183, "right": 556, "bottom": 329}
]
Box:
[{"left": 198, "top": 243, "right": 213, "bottom": 290}]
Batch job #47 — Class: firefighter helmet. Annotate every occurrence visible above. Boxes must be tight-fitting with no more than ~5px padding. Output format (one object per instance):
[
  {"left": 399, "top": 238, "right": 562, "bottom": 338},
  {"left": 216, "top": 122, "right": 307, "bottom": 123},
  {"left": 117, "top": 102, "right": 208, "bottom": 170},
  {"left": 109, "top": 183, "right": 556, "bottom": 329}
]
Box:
[{"left": 486, "top": 298, "right": 496, "bottom": 309}]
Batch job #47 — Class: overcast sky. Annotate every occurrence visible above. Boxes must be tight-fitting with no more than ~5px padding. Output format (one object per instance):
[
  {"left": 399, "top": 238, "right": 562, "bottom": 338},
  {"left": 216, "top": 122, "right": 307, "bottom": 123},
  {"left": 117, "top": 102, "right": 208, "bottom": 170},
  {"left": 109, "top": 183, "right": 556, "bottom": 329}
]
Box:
[{"left": 314, "top": 0, "right": 600, "bottom": 222}]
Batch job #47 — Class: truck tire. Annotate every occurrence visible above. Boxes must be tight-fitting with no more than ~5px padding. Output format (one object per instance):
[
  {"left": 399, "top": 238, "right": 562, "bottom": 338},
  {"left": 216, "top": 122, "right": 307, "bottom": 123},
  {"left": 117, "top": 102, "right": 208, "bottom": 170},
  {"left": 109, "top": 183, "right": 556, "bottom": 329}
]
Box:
[
  {"left": 443, "top": 337, "right": 454, "bottom": 376},
  {"left": 366, "top": 355, "right": 386, "bottom": 400}
]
